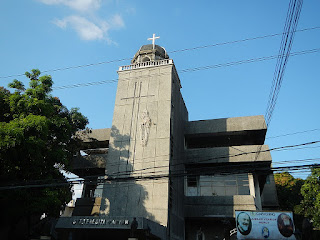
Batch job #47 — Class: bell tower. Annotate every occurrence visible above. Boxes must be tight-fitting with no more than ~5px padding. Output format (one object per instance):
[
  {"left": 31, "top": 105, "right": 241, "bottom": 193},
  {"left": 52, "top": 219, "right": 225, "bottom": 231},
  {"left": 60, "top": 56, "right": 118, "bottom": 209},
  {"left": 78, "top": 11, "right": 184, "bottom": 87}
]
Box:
[{"left": 100, "top": 35, "right": 187, "bottom": 239}]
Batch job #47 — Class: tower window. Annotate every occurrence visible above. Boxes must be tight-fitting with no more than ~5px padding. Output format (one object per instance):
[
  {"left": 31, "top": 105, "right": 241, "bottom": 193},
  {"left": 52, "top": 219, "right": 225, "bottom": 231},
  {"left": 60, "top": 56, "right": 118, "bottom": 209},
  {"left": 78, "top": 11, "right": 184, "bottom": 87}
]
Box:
[{"left": 142, "top": 56, "right": 150, "bottom": 62}]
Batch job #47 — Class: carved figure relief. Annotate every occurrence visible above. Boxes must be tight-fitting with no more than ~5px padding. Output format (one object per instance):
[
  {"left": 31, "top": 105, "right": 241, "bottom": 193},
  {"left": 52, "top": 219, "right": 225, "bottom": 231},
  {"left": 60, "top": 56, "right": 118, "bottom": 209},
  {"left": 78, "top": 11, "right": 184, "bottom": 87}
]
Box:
[{"left": 140, "top": 110, "right": 151, "bottom": 146}]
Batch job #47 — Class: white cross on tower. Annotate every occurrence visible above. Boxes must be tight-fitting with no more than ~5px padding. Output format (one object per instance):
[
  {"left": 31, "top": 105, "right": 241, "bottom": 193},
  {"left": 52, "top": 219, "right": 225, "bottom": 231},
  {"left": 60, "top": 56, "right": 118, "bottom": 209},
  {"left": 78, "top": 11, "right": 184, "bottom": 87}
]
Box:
[{"left": 147, "top": 33, "right": 160, "bottom": 50}]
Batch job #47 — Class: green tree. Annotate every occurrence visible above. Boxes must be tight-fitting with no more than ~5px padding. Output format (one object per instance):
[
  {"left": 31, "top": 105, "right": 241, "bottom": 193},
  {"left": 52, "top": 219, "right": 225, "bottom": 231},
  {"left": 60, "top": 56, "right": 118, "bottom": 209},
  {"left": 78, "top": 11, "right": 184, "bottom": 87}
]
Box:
[
  {"left": 0, "top": 70, "right": 88, "bottom": 232},
  {"left": 296, "top": 167, "right": 320, "bottom": 229},
  {"left": 274, "top": 172, "right": 304, "bottom": 212}
]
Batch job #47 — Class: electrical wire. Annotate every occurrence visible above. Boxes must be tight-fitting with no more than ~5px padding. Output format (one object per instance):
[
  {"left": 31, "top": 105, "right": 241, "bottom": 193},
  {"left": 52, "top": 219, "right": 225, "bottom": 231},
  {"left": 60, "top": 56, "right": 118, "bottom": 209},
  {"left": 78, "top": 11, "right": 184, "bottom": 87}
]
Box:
[
  {"left": 254, "top": 0, "right": 303, "bottom": 162},
  {"left": 0, "top": 162, "right": 319, "bottom": 190},
  {"left": 52, "top": 47, "right": 320, "bottom": 90},
  {"left": 0, "top": 25, "right": 318, "bottom": 80},
  {"left": 1, "top": 140, "right": 319, "bottom": 190},
  {"left": 267, "top": 128, "right": 320, "bottom": 139},
  {"left": 272, "top": 157, "right": 320, "bottom": 165},
  {"left": 77, "top": 126, "right": 320, "bottom": 171},
  {"left": 69, "top": 138, "right": 320, "bottom": 178},
  {"left": 265, "top": 0, "right": 304, "bottom": 127}
]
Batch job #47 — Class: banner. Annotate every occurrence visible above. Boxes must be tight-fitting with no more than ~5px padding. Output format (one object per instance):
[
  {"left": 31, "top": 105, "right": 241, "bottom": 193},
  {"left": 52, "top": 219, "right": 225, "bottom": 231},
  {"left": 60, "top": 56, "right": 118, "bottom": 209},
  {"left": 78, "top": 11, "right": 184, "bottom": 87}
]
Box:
[{"left": 235, "top": 211, "right": 296, "bottom": 240}]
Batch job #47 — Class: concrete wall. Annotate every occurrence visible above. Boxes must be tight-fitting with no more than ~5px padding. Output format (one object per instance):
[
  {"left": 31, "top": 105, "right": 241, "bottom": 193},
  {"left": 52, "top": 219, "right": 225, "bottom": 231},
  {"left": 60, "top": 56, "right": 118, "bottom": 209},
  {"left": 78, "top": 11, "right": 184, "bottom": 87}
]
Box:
[
  {"left": 186, "top": 115, "right": 267, "bottom": 135},
  {"left": 168, "top": 66, "right": 188, "bottom": 240},
  {"left": 185, "top": 145, "right": 272, "bottom": 164},
  {"left": 77, "top": 128, "right": 111, "bottom": 142},
  {"left": 182, "top": 115, "right": 274, "bottom": 227},
  {"left": 100, "top": 63, "right": 175, "bottom": 228},
  {"left": 73, "top": 154, "right": 107, "bottom": 170},
  {"left": 184, "top": 195, "right": 257, "bottom": 218}
]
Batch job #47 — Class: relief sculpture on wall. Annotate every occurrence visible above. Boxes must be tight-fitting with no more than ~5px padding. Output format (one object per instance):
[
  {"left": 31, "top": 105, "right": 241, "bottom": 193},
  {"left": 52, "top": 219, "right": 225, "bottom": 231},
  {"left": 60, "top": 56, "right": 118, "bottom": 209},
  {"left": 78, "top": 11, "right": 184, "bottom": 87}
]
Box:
[{"left": 140, "top": 109, "right": 151, "bottom": 146}]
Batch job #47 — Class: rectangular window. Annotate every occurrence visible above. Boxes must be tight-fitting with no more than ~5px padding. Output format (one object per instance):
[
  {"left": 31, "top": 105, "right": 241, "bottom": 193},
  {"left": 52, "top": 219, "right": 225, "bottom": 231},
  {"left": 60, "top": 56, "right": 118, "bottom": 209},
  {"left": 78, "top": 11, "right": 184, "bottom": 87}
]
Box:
[
  {"left": 186, "top": 173, "right": 250, "bottom": 196},
  {"left": 187, "top": 176, "right": 198, "bottom": 187}
]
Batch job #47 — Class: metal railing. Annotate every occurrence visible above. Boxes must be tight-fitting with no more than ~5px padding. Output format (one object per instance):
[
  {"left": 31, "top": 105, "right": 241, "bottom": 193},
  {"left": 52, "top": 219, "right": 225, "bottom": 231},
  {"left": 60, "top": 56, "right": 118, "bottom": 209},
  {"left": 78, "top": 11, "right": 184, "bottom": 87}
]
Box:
[{"left": 119, "top": 59, "right": 173, "bottom": 71}]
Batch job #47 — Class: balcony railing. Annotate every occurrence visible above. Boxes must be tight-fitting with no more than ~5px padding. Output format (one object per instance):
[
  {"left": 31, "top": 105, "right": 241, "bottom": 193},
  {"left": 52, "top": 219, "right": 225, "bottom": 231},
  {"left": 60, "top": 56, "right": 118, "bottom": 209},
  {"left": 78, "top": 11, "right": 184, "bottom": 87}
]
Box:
[{"left": 119, "top": 59, "right": 173, "bottom": 71}]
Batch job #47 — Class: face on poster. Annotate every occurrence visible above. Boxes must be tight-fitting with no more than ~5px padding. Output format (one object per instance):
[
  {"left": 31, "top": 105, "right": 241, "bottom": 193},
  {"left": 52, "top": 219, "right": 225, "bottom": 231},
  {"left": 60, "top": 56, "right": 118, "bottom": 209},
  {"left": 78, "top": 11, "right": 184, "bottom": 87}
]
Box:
[{"left": 235, "top": 211, "right": 296, "bottom": 240}]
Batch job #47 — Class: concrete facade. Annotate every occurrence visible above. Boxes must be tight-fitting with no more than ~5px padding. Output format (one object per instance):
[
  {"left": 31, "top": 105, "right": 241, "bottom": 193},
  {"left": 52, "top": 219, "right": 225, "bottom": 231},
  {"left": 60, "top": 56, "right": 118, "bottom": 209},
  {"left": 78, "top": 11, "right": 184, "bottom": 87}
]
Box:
[
  {"left": 56, "top": 44, "right": 278, "bottom": 240},
  {"left": 99, "top": 59, "right": 178, "bottom": 228}
]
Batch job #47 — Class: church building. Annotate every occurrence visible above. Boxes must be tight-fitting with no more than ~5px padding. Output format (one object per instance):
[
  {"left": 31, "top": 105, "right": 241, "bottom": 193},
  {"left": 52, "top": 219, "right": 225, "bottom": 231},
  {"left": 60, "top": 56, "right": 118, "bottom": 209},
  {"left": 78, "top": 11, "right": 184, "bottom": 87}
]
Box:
[{"left": 56, "top": 36, "right": 279, "bottom": 240}]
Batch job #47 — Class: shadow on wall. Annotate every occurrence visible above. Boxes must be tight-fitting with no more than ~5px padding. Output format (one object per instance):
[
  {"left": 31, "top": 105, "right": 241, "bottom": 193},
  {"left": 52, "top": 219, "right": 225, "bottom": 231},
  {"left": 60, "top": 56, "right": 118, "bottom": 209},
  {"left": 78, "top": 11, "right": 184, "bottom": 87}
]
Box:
[{"left": 100, "top": 126, "right": 155, "bottom": 221}]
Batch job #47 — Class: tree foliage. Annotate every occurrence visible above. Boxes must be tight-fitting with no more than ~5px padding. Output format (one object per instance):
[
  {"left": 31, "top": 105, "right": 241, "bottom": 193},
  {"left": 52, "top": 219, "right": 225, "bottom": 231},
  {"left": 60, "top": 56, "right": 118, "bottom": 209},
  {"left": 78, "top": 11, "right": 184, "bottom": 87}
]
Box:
[
  {"left": 275, "top": 170, "right": 320, "bottom": 229},
  {"left": 274, "top": 172, "right": 304, "bottom": 212},
  {"left": 295, "top": 167, "right": 320, "bottom": 228},
  {"left": 0, "top": 69, "right": 88, "bottom": 218}
]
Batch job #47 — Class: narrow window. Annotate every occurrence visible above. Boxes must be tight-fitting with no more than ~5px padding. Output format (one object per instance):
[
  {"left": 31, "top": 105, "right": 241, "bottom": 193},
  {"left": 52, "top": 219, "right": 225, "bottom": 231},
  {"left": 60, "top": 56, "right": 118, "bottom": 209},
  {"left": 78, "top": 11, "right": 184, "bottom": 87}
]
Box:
[{"left": 187, "top": 176, "right": 198, "bottom": 187}]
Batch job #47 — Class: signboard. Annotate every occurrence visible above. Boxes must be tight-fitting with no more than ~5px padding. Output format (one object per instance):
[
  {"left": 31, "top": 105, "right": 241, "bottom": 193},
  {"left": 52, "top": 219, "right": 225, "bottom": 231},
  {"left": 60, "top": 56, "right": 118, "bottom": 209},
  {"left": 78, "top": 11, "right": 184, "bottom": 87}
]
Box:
[
  {"left": 235, "top": 211, "right": 296, "bottom": 240},
  {"left": 55, "top": 216, "right": 142, "bottom": 229}
]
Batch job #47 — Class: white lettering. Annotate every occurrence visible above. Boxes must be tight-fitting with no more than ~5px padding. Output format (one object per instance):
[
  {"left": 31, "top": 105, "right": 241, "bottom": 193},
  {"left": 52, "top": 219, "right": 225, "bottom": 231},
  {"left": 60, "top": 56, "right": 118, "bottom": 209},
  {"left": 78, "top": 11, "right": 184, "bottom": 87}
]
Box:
[{"left": 72, "top": 218, "right": 130, "bottom": 226}]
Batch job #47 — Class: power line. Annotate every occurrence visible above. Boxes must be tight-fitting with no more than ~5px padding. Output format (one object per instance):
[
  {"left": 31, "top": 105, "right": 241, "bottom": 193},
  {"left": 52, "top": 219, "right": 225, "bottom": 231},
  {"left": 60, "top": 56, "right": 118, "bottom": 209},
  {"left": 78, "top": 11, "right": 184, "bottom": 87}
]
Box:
[
  {"left": 74, "top": 127, "right": 320, "bottom": 173},
  {"left": 69, "top": 139, "right": 320, "bottom": 177},
  {"left": 272, "top": 157, "right": 320, "bottom": 165},
  {"left": 179, "top": 48, "right": 318, "bottom": 73},
  {"left": 52, "top": 47, "right": 320, "bottom": 90},
  {"left": 1, "top": 139, "right": 319, "bottom": 189},
  {"left": 266, "top": 128, "right": 320, "bottom": 139},
  {"left": 1, "top": 25, "right": 319, "bottom": 80},
  {"left": 0, "top": 163, "right": 319, "bottom": 190},
  {"left": 102, "top": 140, "right": 320, "bottom": 177},
  {"left": 265, "top": 0, "right": 303, "bottom": 127},
  {"left": 255, "top": 0, "right": 303, "bottom": 162},
  {"left": 272, "top": 145, "right": 320, "bottom": 152},
  {"left": 54, "top": 79, "right": 118, "bottom": 90},
  {"left": 0, "top": 58, "right": 131, "bottom": 80},
  {"left": 169, "top": 26, "right": 320, "bottom": 54}
]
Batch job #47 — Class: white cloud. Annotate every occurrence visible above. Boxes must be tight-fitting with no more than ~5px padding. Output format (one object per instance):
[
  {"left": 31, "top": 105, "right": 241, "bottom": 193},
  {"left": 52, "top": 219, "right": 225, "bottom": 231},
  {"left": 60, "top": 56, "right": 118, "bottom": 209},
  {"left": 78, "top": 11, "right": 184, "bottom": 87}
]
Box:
[
  {"left": 53, "top": 15, "right": 124, "bottom": 41},
  {"left": 54, "top": 18, "right": 67, "bottom": 28},
  {"left": 110, "top": 14, "right": 124, "bottom": 28},
  {"left": 40, "top": 0, "right": 125, "bottom": 42},
  {"left": 125, "top": 7, "right": 136, "bottom": 15},
  {"left": 54, "top": 16, "right": 104, "bottom": 40},
  {"left": 39, "top": 0, "right": 101, "bottom": 12}
]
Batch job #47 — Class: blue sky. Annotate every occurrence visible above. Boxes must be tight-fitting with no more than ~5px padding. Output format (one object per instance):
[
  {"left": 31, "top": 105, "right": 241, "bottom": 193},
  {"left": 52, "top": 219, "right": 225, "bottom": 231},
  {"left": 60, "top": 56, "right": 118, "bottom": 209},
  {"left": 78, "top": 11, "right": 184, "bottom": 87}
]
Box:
[{"left": 1, "top": 0, "right": 319, "bottom": 179}]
